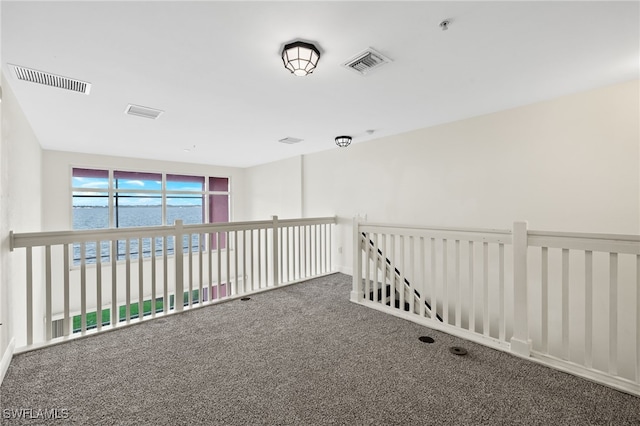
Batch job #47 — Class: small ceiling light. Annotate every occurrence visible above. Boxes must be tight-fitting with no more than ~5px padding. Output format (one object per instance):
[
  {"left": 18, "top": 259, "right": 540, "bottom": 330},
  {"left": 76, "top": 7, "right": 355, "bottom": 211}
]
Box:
[
  {"left": 440, "top": 20, "right": 450, "bottom": 31},
  {"left": 282, "top": 41, "right": 321, "bottom": 76},
  {"left": 335, "top": 136, "right": 352, "bottom": 148}
]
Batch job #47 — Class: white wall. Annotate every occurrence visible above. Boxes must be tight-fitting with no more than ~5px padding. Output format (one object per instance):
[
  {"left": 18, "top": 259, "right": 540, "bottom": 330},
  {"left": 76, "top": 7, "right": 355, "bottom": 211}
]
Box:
[
  {"left": 0, "top": 74, "right": 44, "bottom": 380},
  {"left": 244, "top": 155, "right": 302, "bottom": 220},
  {"left": 297, "top": 79, "right": 639, "bottom": 273},
  {"left": 41, "top": 150, "right": 246, "bottom": 231}
]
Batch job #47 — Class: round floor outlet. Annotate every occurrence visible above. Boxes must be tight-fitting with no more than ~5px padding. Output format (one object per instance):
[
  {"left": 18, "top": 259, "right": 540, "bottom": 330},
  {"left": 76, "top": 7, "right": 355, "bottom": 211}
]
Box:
[{"left": 449, "top": 346, "right": 468, "bottom": 356}]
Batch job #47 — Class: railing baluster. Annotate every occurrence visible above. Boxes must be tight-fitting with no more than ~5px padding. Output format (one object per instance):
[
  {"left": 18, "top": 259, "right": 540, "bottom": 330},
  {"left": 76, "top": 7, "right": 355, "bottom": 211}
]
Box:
[
  {"left": 279, "top": 226, "right": 283, "bottom": 283},
  {"left": 562, "top": 248, "right": 569, "bottom": 360},
  {"left": 250, "top": 230, "right": 254, "bottom": 291},
  {"left": 483, "top": 242, "right": 489, "bottom": 337},
  {"left": 234, "top": 230, "right": 239, "bottom": 294},
  {"left": 227, "top": 231, "right": 232, "bottom": 292},
  {"left": 636, "top": 254, "right": 640, "bottom": 383},
  {"left": 217, "top": 232, "right": 222, "bottom": 298},
  {"left": 163, "top": 236, "right": 168, "bottom": 313},
  {"left": 188, "top": 234, "right": 193, "bottom": 308},
  {"left": 585, "top": 250, "right": 593, "bottom": 368},
  {"left": 138, "top": 237, "right": 144, "bottom": 319},
  {"left": 26, "top": 246, "right": 33, "bottom": 345},
  {"left": 297, "top": 226, "right": 301, "bottom": 280},
  {"left": 609, "top": 252, "right": 618, "bottom": 376},
  {"left": 328, "top": 224, "right": 332, "bottom": 273},
  {"left": 390, "top": 234, "right": 396, "bottom": 309},
  {"left": 199, "top": 233, "right": 204, "bottom": 304},
  {"left": 125, "top": 239, "right": 131, "bottom": 322},
  {"left": 498, "top": 243, "right": 505, "bottom": 341},
  {"left": 399, "top": 235, "right": 405, "bottom": 311},
  {"left": 208, "top": 232, "right": 213, "bottom": 303},
  {"left": 431, "top": 238, "right": 437, "bottom": 322},
  {"left": 315, "top": 224, "right": 319, "bottom": 276},
  {"left": 45, "top": 245, "right": 52, "bottom": 341},
  {"left": 372, "top": 233, "right": 379, "bottom": 304},
  {"left": 151, "top": 238, "right": 156, "bottom": 316},
  {"left": 455, "top": 240, "right": 461, "bottom": 328},
  {"left": 62, "top": 244, "right": 70, "bottom": 337},
  {"left": 242, "top": 230, "right": 247, "bottom": 293},
  {"left": 409, "top": 236, "right": 415, "bottom": 314},
  {"left": 111, "top": 240, "right": 118, "bottom": 324},
  {"left": 381, "top": 234, "right": 387, "bottom": 304},
  {"left": 443, "top": 238, "right": 448, "bottom": 324},
  {"left": 257, "top": 229, "right": 261, "bottom": 289},
  {"left": 80, "top": 242, "right": 87, "bottom": 333},
  {"left": 263, "top": 228, "right": 268, "bottom": 287},
  {"left": 303, "top": 226, "right": 307, "bottom": 278},
  {"left": 365, "top": 232, "right": 371, "bottom": 301},
  {"left": 541, "top": 247, "right": 548, "bottom": 353},
  {"left": 96, "top": 242, "right": 103, "bottom": 330},
  {"left": 175, "top": 221, "right": 184, "bottom": 312},
  {"left": 468, "top": 241, "right": 474, "bottom": 332},
  {"left": 419, "top": 237, "right": 426, "bottom": 317},
  {"left": 272, "top": 219, "right": 279, "bottom": 286}
]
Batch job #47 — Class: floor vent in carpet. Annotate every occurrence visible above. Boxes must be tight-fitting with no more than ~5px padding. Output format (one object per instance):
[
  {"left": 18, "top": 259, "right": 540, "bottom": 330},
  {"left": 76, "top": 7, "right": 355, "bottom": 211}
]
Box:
[
  {"left": 241, "top": 297, "right": 251, "bottom": 301},
  {"left": 418, "top": 336, "right": 435, "bottom": 343},
  {"left": 449, "top": 347, "right": 468, "bottom": 356}
]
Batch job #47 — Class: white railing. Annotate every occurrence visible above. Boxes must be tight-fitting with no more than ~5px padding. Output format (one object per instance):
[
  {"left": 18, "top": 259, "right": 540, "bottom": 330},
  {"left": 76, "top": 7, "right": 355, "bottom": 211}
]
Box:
[
  {"left": 352, "top": 219, "right": 640, "bottom": 396},
  {"left": 10, "top": 216, "right": 336, "bottom": 352}
]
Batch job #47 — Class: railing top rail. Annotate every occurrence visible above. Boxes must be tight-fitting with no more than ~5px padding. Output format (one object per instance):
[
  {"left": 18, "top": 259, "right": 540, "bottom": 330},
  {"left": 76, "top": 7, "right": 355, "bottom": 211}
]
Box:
[
  {"left": 529, "top": 229, "right": 640, "bottom": 243},
  {"left": 10, "top": 216, "right": 337, "bottom": 250},
  {"left": 359, "top": 222, "right": 511, "bottom": 236},
  {"left": 278, "top": 216, "right": 337, "bottom": 227}
]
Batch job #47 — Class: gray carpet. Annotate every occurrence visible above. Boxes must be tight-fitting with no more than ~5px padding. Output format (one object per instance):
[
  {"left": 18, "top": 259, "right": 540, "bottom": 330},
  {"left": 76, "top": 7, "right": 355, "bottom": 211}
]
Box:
[{"left": 1, "top": 273, "right": 639, "bottom": 425}]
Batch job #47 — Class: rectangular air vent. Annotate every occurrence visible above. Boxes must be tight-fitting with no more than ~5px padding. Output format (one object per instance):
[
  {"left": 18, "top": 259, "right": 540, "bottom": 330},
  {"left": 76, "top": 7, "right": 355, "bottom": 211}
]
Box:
[
  {"left": 278, "top": 137, "right": 303, "bottom": 144},
  {"left": 125, "top": 104, "right": 164, "bottom": 120},
  {"left": 342, "top": 48, "right": 392, "bottom": 76},
  {"left": 10, "top": 64, "right": 91, "bottom": 94}
]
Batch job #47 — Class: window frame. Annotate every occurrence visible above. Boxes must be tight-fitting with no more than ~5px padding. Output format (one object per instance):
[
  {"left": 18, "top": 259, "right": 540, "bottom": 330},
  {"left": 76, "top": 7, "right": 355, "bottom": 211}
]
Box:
[{"left": 70, "top": 166, "right": 231, "bottom": 264}]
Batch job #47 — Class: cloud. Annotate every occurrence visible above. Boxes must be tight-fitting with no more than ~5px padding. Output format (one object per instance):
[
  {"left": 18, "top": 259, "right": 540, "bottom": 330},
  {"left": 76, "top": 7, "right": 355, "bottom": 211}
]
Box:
[
  {"left": 125, "top": 180, "right": 145, "bottom": 186},
  {"left": 80, "top": 182, "right": 109, "bottom": 189}
]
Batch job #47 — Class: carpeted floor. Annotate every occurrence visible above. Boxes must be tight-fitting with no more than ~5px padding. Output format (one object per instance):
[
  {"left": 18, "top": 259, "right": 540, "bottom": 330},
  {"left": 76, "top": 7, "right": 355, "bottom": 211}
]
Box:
[{"left": 1, "top": 273, "right": 639, "bottom": 425}]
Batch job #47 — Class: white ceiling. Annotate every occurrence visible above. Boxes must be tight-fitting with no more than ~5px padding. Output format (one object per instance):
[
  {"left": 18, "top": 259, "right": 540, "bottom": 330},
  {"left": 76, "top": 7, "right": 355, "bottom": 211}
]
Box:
[{"left": 2, "top": 1, "right": 639, "bottom": 168}]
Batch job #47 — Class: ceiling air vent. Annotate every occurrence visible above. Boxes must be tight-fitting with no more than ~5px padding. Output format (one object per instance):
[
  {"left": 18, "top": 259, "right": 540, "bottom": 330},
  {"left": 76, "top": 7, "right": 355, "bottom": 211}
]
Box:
[
  {"left": 342, "top": 48, "right": 392, "bottom": 76},
  {"left": 10, "top": 64, "right": 91, "bottom": 94},
  {"left": 278, "top": 137, "right": 303, "bottom": 145},
  {"left": 125, "top": 104, "right": 164, "bottom": 120}
]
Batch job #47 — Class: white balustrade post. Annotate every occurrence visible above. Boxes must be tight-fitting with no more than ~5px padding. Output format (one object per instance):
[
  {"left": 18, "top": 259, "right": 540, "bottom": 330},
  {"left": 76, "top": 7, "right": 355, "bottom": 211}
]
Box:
[
  {"left": 351, "top": 216, "right": 363, "bottom": 302},
  {"left": 175, "top": 220, "right": 184, "bottom": 312},
  {"left": 272, "top": 215, "right": 279, "bottom": 286},
  {"left": 511, "top": 221, "right": 532, "bottom": 356}
]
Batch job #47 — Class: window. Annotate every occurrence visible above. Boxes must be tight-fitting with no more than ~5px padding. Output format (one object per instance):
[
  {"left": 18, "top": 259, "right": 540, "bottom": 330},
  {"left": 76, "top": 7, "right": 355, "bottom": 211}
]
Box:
[{"left": 72, "top": 168, "right": 230, "bottom": 263}]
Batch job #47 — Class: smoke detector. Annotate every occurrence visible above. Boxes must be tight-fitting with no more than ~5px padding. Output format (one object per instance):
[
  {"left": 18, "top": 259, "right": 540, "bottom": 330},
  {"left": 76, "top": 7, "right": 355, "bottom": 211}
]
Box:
[
  {"left": 10, "top": 64, "right": 91, "bottom": 94},
  {"left": 342, "top": 48, "right": 392, "bottom": 76}
]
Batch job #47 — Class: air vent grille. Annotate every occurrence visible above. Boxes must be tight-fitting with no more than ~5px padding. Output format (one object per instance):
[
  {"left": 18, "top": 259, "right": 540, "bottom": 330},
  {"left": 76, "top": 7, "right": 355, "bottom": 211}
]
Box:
[
  {"left": 11, "top": 64, "right": 91, "bottom": 94},
  {"left": 278, "top": 137, "right": 303, "bottom": 145},
  {"left": 125, "top": 104, "right": 164, "bottom": 120},
  {"left": 342, "top": 48, "right": 392, "bottom": 76}
]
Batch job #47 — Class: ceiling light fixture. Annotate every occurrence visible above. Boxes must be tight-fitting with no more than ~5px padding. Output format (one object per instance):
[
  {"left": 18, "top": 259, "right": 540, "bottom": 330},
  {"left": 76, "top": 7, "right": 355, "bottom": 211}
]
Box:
[
  {"left": 335, "top": 136, "right": 352, "bottom": 148},
  {"left": 281, "top": 41, "right": 321, "bottom": 76}
]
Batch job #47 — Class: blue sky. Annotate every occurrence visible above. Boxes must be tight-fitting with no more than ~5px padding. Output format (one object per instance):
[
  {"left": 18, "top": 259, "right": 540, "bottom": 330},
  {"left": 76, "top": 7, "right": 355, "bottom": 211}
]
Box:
[{"left": 72, "top": 178, "right": 205, "bottom": 207}]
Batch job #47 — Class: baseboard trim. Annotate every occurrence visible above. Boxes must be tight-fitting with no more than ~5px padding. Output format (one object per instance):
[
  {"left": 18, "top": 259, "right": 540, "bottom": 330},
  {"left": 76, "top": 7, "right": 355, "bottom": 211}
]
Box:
[{"left": 0, "top": 338, "right": 15, "bottom": 386}]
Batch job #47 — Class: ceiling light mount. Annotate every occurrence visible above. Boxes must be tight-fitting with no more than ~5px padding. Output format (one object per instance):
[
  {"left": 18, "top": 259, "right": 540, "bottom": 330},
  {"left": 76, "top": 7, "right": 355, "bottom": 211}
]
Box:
[
  {"left": 281, "top": 41, "right": 321, "bottom": 76},
  {"left": 440, "top": 20, "right": 450, "bottom": 31},
  {"left": 335, "top": 135, "right": 352, "bottom": 148}
]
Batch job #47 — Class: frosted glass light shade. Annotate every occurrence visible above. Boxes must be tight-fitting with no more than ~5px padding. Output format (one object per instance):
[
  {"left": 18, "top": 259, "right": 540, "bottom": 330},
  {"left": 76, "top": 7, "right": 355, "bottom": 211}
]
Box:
[{"left": 282, "top": 41, "right": 321, "bottom": 76}]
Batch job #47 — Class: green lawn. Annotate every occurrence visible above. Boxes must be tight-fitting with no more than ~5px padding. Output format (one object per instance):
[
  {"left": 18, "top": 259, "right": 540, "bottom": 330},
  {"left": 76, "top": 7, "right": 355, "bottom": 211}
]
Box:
[{"left": 72, "top": 289, "right": 200, "bottom": 332}]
